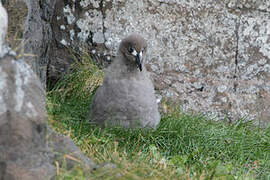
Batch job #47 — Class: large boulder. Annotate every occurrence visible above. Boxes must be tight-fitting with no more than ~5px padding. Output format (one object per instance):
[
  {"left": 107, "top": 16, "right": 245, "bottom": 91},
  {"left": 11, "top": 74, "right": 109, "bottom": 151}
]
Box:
[
  {"left": 0, "top": 54, "right": 55, "bottom": 180},
  {"left": 0, "top": 4, "right": 95, "bottom": 179},
  {"left": 6, "top": 0, "right": 269, "bottom": 126},
  {"left": 1, "top": 5, "right": 51, "bottom": 180},
  {"left": 0, "top": 55, "right": 96, "bottom": 179},
  {"left": 23, "top": 0, "right": 56, "bottom": 87},
  {"left": 47, "top": 127, "right": 96, "bottom": 172},
  {"left": 43, "top": 0, "right": 270, "bottom": 126}
]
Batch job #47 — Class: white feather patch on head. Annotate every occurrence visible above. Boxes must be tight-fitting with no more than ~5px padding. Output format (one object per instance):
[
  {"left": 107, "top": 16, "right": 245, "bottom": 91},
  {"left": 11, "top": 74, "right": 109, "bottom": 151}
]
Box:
[
  {"left": 131, "top": 50, "right": 137, "bottom": 56},
  {"left": 139, "top": 51, "right": 142, "bottom": 59}
]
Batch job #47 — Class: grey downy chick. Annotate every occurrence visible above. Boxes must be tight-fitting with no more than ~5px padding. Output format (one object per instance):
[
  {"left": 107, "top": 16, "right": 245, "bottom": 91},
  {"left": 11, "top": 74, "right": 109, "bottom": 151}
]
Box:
[{"left": 89, "top": 34, "right": 160, "bottom": 129}]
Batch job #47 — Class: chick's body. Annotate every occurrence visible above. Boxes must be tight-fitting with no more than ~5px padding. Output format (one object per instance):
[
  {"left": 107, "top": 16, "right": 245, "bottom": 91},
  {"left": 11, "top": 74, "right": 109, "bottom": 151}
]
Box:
[{"left": 89, "top": 34, "right": 160, "bottom": 129}]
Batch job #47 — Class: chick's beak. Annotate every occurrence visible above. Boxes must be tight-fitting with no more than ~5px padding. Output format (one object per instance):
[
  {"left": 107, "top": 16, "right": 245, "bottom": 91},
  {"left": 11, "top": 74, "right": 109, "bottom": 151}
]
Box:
[{"left": 136, "top": 52, "right": 142, "bottom": 71}]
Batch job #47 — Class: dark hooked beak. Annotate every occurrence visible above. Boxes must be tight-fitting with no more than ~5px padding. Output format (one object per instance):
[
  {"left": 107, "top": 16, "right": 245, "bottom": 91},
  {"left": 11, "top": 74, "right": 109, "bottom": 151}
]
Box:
[{"left": 136, "top": 54, "right": 142, "bottom": 71}]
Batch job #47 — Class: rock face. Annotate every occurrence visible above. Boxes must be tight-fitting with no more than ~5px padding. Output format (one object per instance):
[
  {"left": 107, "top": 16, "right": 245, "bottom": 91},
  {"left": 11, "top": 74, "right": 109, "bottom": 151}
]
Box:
[
  {"left": 0, "top": 55, "right": 95, "bottom": 179},
  {"left": 89, "top": 34, "right": 160, "bottom": 129},
  {"left": 10, "top": 0, "right": 270, "bottom": 126},
  {"left": 47, "top": 127, "right": 96, "bottom": 171},
  {"left": 1, "top": 5, "right": 52, "bottom": 180},
  {"left": 23, "top": 0, "right": 56, "bottom": 86},
  {"left": 0, "top": 55, "right": 55, "bottom": 180},
  {"left": 43, "top": 0, "right": 270, "bottom": 126},
  {"left": 0, "top": 4, "right": 95, "bottom": 179}
]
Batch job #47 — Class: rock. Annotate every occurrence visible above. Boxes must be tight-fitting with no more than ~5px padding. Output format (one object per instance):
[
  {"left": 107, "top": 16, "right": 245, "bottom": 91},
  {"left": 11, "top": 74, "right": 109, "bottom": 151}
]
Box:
[
  {"left": 0, "top": 55, "right": 55, "bottom": 179},
  {"left": 23, "top": 0, "right": 56, "bottom": 87},
  {"left": 233, "top": 9, "right": 270, "bottom": 127},
  {"left": 0, "top": 54, "right": 96, "bottom": 180},
  {"left": 7, "top": 0, "right": 268, "bottom": 125},
  {"left": 0, "top": 9, "right": 53, "bottom": 177},
  {"left": 41, "top": 0, "right": 270, "bottom": 126},
  {"left": 0, "top": 4, "right": 95, "bottom": 179},
  {"left": 46, "top": 0, "right": 113, "bottom": 85},
  {"left": 47, "top": 127, "right": 96, "bottom": 171}
]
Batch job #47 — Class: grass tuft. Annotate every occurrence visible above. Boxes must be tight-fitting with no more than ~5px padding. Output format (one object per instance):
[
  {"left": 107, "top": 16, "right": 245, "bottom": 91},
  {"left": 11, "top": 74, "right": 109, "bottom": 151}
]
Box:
[
  {"left": 4, "top": 0, "right": 27, "bottom": 53},
  {"left": 47, "top": 53, "right": 270, "bottom": 179}
]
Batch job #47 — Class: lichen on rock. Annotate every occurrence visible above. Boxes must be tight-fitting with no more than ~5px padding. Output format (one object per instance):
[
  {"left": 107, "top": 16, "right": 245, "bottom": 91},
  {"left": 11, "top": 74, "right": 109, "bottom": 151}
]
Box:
[
  {"left": 0, "top": 3, "right": 96, "bottom": 179},
  {"left": 32, "top": 0, "right": 270, "bottom": 126}
]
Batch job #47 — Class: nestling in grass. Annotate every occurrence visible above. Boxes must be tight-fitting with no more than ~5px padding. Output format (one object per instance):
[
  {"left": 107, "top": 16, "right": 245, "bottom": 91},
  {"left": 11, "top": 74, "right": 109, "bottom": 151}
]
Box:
[{"left": 47, "top": 52, "right": 270, "bottom": 179}]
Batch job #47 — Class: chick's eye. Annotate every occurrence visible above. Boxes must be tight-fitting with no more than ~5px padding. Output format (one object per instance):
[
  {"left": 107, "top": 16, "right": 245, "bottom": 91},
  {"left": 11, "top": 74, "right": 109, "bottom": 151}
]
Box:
[
  {"left": 128, "top": 47, "right": 134, "bottom": 53},
  {"left": 142, "top": 47, "right": 146, "bottom": 53}
]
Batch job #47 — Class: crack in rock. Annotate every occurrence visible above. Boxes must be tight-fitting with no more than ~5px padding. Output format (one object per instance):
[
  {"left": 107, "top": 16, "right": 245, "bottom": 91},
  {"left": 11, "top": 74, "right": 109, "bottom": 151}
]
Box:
[
  {"left": 233, "top": 16, "right": 240, "bottom": 92},
  {"left": 99, "top": 0, "right": 106, "bottom": 46}
]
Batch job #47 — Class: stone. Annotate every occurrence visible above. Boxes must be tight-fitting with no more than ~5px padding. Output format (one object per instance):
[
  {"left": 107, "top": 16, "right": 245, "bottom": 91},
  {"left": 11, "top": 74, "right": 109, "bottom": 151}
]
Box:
[
  {"left": 47, "top": 127, "right": 96, "bottom": 171},
  {"left": 233, "top": 10, "right": 270, "bottom": 127},
  {"left": 23, "top": 0, "right": 56, "bottom": 87},
  {"left": 12, "top": 0, "right": 270, "bottom": 126},
  {"left": 0, "top": 4, "right": 95, "bottom": 179},
  {"left": 0, "top": 55, "right": 55, "bottom": 179},
  {"left": 47, "top": 0, "right": 269, "bottom": 126},
  {"left": 0, "top": 56, "right": 96, "bottom": 179}
]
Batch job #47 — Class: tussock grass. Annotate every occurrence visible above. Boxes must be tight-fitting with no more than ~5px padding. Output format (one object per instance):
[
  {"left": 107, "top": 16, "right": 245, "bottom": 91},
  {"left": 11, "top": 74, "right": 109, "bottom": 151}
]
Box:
[
  {"left": 47, "top": 54, "right": 270, "bottom": 179},
  {"left": 4, "top": 0, "right": 27, "bottom": 50}
]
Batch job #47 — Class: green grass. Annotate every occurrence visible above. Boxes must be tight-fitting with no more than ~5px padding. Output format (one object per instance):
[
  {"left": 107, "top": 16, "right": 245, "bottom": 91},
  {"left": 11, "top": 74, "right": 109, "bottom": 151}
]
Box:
[{"left": 47, "top": 53, "right": 270, "bottom": 179}]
